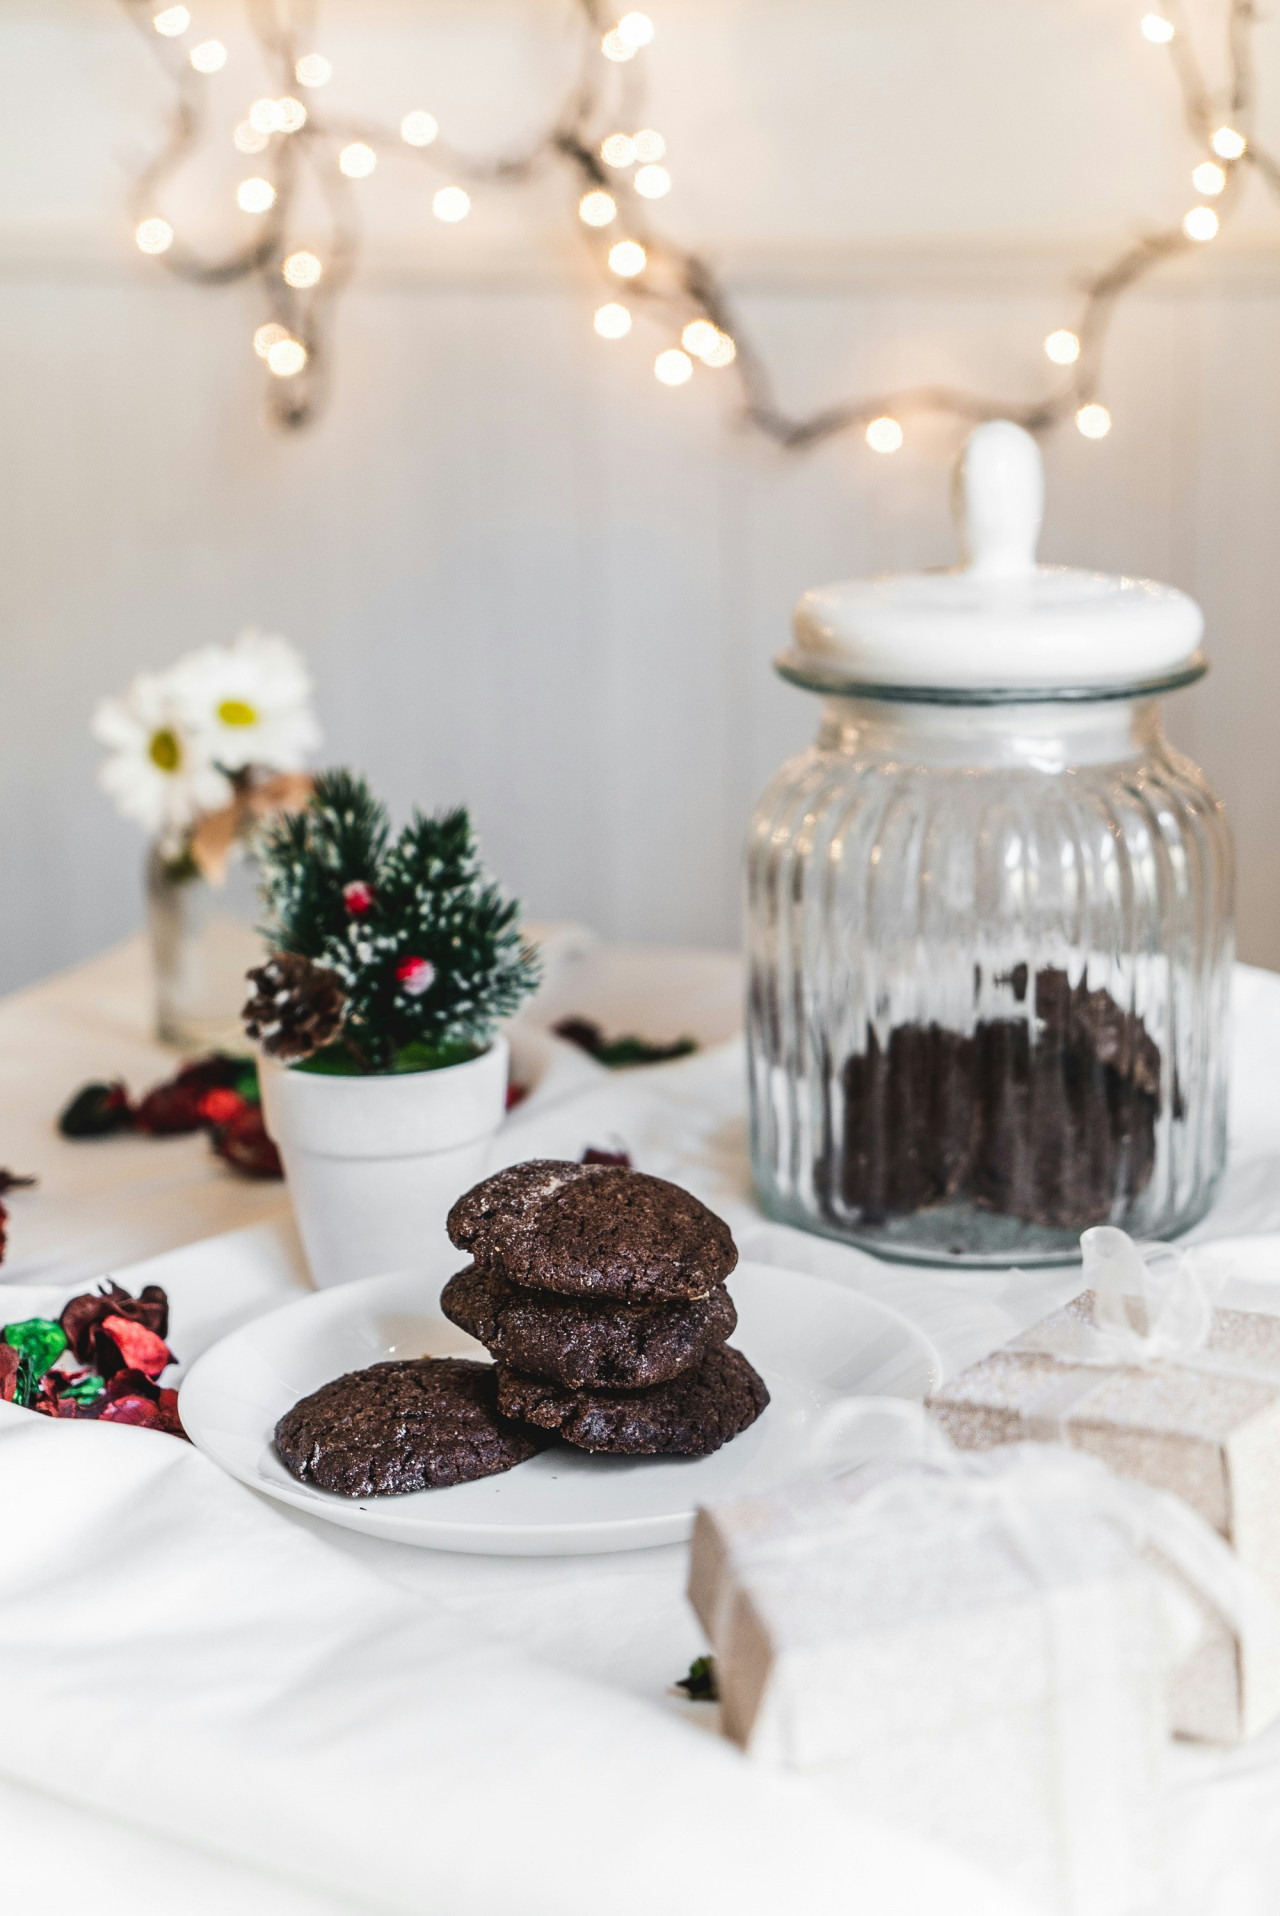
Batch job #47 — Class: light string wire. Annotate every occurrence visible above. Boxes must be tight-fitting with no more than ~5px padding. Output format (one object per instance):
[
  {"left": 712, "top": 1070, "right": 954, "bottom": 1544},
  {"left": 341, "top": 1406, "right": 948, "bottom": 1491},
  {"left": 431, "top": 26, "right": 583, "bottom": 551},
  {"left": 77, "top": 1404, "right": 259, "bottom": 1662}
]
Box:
[{"left": 120, "top": 0, "right": 1274, "bottom": 443}]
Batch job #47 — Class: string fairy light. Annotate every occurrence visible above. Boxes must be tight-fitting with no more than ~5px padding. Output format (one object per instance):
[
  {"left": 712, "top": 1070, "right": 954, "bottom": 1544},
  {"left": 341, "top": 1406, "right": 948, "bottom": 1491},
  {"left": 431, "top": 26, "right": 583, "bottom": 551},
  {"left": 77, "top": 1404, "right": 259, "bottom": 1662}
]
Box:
[
  {"left": 135, "top": 215, "right": 174, "bottom": 254},
  {"left": 236, "top": 176, "right": 276, "bottom": 213},
  {"left": 655, "top": 347, "right": 693, "bottom": 386},
  {"left": 608, "top": 239, "right": 647, "bottom": 277},
  {"left": 118, "top": 0, "right": 1280, "bottom": 443},
  {"left": 865, "top": 416, "right": 905, "bottom": 454},
  {"left": 1192, "top": 160, "right": 1226, "bottom": 195},
  {"left": 594, "top": 301, "right": 632, "bottom": 338},
  {"left": 579, "top": 189, "right": 618, "bottom": 227},
  {"left": 1044, "top": 328, "right": 1081, "bottom": 365},
  {"left": 295, "top": 53, "right": 331, "bottom": 88},
  {"left": 432, "top": 186, "right": 470, "bottom": 223},
  {"left": 189, "top": 38, "right": 227, "bottom": 72},
  {"left": 400, "top": 110, "right": 438, "bottom": 147}
]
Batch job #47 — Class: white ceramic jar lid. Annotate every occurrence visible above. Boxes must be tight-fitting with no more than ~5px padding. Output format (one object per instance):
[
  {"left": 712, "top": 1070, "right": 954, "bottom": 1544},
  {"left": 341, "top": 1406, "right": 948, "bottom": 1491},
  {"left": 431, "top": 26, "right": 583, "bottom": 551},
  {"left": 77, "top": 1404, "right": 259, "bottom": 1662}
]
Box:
[{"left": 781, "top": 422, "right": 1205, "bottom": 700}]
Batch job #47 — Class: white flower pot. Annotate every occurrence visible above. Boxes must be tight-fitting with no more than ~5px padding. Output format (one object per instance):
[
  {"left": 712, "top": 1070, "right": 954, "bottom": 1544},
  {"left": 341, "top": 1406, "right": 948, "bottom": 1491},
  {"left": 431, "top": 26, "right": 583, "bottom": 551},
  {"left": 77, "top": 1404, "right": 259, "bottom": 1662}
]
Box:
[{"left": 259, "top": 1037, "right": 509, "bottom": 1289}]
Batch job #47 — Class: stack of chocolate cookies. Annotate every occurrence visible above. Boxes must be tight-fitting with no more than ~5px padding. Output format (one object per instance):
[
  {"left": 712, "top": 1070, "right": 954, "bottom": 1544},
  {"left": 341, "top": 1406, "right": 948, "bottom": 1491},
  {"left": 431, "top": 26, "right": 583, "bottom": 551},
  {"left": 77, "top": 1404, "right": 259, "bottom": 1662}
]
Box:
[{"left": 442, "top": 1160, "right": 769, "bottom": 1457}]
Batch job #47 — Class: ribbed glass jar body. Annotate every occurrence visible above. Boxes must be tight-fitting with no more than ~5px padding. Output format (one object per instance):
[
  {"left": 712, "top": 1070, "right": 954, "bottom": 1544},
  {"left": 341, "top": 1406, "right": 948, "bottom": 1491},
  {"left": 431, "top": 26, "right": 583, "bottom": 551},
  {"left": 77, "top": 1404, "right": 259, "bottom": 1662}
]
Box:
[{"left": 746, "top": 695, "right": 1234, "bottom": 1264}]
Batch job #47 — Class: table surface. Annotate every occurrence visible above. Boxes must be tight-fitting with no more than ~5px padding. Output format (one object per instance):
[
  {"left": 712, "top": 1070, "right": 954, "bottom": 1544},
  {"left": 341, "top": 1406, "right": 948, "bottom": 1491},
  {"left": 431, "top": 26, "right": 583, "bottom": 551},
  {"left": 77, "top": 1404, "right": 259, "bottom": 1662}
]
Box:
[{"left": 7, "top": 934, "right": 1280, "bottom": 1914}]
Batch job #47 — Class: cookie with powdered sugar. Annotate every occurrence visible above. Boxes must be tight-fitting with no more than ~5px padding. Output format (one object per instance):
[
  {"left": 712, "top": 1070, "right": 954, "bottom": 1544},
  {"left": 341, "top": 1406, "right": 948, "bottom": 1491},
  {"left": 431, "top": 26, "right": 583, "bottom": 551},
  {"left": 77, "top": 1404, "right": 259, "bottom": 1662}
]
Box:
[{"left": 448, "top": 1161, "right": 738, "bottom": 1305}]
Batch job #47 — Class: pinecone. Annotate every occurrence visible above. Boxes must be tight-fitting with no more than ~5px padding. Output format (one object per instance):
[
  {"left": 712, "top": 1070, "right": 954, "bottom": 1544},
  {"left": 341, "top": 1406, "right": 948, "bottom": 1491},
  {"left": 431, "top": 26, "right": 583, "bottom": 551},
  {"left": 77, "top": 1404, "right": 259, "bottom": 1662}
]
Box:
[{"left": 243, "top": 951, "right": 346, "bottom": 1061}]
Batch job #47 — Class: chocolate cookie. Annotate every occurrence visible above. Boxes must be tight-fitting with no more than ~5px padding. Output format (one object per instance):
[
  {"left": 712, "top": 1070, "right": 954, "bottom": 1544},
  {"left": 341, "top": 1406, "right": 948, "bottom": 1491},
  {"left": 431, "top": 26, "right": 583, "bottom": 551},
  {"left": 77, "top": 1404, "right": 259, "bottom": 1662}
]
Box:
[
  {"left": 447, "top": 1161, "right": 598, "bottom": 1263},
  {"left": 494, "top": 1344, "right": 769, "bottom": 1457},
  {"left": 450, "top": 1161, "right": 738, "bottom": 1304},
  {"left": 274, "top": 1357, "right": 544, "bottom": 1497},
  {"left": 442, "top": 1262, "right": 738, "bottom": 1390}
]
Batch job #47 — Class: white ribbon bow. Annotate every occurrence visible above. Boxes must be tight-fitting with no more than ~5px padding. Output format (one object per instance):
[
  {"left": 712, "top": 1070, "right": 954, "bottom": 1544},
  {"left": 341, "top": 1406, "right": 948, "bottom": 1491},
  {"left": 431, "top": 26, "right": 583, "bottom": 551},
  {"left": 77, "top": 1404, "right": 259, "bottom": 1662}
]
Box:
[{"left": 1082, "top": 1225, "right": 1222, "bottom": 1365}]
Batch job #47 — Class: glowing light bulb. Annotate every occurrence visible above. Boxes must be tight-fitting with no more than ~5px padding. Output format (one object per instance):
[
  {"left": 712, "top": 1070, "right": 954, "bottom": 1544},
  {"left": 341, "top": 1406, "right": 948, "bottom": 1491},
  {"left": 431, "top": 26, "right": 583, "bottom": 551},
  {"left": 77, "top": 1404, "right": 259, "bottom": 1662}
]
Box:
[
  {"left": 1182, "top": 204, "right": 1219, "bottom": 241},
  {"left": 866, "top": 416, "right": 904, "bottom": 454},
  {"left": 617, "top": 12, "right": 655, "bottom": 47},
  {"left": 1192, "top": 160, "right": 1226, "bottom": 195},
  {"left": 152, "top": 6, "right": 189, "bottom": 36},
  {"left": 655, "top": 348, "right": 693, "bottom": 386},
  {"left": 266, "top": 337, "right": 307, "bottom": 378},
  {"left": 1044, "top": 328, "right": 1081, "bottom": 365},
  {"left": 633, "top": 129, "right": 665, "bottom": 163},
  {"left": 1140, "top": 13, "right": 1174, "bottom": 42},
  {"left": 253, "top": 321, "right": 290, "bottom": 359},
  {"left": 283, "top": 251, "right": 322, "bottom": 289},
  {"left": 701, "top": 331, "right": 736, "bottom": 369},
  {"left": 579, "top": 190, "right": 617, "bottom": 227},
  {"left": 433, "top": 185, "right": 471, "bottom": 222},
  {"left": 295, "top": 54, "right": 333, "bottom": 88},
  {"left": 682, "top": 319, "right": 718, "bottom": 357},
  {"left": 340, "top": 143, "right": 377, "bottom": 179},
  {"left": 234, "top": 121, "right": 269, "bottom": 154},
  {"left": 594, "top": 302, "right": 632, "bottom": 339},
  {"left": 608, "top": 239, "right": 646, "bottom": 277},
  {"left": 601, "top": 133, "right": 636, "bottom": 168},
  {"left": 1076, "top": 403, "right": 1111, "bottom": 439},
  {"left": 236, "top": 177, "right": 276, "bottom": 213},
  {"left": 634, "top": 164, "right": 671, "bottom": 199},
  {"left": 275, "top": 97, "right": 307, "bottom": 133},
  {"left": 135, "top": 217, "right": 174, "bottom": 255},
  {"left": 1211, "top": 125, "right": 1246, "bottom": 160},
  {"left": 602, "top": 30, "right": 636, "bottom": 61},
  {"left": 249, "top": 97, "right": 280, "bottom": 133},
  {"left": 401, "top": 110, "right": 439, "bottom": 147},
  {"left": 189, "top": 39, "right": 227, "bottom": 72}
]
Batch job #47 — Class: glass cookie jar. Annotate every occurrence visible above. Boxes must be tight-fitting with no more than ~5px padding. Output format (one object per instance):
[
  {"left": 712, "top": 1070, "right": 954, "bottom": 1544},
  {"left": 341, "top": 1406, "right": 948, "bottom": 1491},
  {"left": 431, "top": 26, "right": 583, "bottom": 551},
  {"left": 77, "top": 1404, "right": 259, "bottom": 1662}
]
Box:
[{"left": 747, "top": 422, "right": 1233, "bottom": 1265}]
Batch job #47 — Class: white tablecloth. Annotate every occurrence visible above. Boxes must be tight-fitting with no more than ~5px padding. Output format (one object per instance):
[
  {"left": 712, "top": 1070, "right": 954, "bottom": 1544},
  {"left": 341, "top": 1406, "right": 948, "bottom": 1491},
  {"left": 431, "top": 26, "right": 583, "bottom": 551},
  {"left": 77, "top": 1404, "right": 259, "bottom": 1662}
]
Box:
[{"left": 4, "top": 936, "right": 1280, "bottom": 1914}]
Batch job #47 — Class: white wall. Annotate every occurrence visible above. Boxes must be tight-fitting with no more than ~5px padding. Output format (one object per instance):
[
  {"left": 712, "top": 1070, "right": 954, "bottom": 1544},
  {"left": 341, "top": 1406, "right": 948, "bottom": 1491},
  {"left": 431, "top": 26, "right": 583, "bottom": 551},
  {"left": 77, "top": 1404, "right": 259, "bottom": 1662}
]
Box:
[{"left": 4, "top": 0, "right": 1280, "bottom": 991}]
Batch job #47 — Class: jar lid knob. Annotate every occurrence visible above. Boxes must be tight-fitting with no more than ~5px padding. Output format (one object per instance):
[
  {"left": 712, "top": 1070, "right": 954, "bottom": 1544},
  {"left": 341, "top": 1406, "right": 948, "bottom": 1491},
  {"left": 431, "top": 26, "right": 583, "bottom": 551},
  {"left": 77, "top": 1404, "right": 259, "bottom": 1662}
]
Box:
[{"left": 957, "top": 420, "right": 1044, "bottom": 579}]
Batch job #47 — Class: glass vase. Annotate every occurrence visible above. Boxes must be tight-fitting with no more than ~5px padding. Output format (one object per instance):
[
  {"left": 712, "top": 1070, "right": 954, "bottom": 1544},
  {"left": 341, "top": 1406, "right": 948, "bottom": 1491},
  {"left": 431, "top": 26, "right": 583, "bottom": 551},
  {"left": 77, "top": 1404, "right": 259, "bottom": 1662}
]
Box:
[{"left": 147, "top": 846, "right": 264, "bottom": 1051}]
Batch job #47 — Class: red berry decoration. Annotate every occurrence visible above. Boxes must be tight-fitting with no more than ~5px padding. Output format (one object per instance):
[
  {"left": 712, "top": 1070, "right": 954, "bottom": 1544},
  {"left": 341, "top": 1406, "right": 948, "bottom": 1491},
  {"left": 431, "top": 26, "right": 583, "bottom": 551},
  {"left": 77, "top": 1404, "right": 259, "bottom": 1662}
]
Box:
[
  {"left": 395, "top": 955, "right": 436, "bottom": 996},
  {"left": 343, "top": 880, "right": 374, "bottom": 915}
]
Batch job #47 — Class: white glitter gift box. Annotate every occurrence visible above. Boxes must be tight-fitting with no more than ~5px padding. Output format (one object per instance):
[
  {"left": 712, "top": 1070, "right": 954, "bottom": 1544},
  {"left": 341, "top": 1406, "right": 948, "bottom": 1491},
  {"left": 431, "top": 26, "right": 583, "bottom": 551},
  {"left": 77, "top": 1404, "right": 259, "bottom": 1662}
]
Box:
[
  {"left": 927, "top": 1228, "right": 1280, "bottom": 1742},
  {"left": 689, "top": 1440, "right": 1218, "bottom": 1916}
]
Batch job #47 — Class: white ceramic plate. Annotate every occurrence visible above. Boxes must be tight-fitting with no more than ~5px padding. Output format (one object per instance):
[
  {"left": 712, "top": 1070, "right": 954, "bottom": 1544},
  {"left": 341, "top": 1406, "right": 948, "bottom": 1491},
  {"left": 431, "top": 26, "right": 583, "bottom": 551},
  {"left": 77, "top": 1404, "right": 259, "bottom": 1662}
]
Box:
[{"left": 180, "top": 1260, "right": 941, "bottom": 1556}]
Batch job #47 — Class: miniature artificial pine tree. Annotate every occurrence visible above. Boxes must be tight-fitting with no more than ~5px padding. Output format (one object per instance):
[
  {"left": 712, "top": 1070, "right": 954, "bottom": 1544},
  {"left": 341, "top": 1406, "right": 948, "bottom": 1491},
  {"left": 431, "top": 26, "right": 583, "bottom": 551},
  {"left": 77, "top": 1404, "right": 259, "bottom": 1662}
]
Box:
[{"left": 250, "top": 769, "right": 538, "bottom": 1073}]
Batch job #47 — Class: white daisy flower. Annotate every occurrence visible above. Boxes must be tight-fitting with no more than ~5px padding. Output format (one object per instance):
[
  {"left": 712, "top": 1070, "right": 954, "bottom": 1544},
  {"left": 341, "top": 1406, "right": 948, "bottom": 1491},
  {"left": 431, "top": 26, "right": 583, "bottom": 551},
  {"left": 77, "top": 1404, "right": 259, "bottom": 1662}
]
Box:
[
  {"left": 170, "top": 628, "right": 322, "bottom": 773},
  {"left": 92, "top": 673, "right": 233, "bottom": 850}
]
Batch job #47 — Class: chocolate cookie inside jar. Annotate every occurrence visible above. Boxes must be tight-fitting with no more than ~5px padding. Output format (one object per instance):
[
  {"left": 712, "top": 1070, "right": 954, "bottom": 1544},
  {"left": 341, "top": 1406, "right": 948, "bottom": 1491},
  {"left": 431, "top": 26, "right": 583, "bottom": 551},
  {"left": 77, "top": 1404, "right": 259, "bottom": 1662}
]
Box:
[{"left": 746, "top": 422, "right": 1233, "bottom": 1265}]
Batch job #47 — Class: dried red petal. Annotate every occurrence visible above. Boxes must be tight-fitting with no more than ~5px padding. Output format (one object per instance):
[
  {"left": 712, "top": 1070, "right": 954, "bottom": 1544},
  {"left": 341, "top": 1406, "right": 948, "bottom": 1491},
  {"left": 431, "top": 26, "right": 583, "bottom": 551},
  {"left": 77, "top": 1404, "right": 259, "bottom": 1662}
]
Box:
[
  {"left": 61, "top": 1281, "right": 169, "bottom": 1363},
  {"left": 101, "top": 1316, "right": 172, "bottom": 1381},
  {"left": 0, "top": 1343, "right": 18, "bottom": 1402},
  {"left": 90, "top": 1323, "right": 124, "bottom": 1379},
  {"left": 174, "top": 1054, "right": 251, "bottom": 1094},
  {"left": 581, "top": 1146, "right": 632, "bottom": 1168},
  {"left": 155, "top": 1389, "right": 189, "bottom": 1440},
  {"left": 98, "top": 1394, "right": 160, "bottom": 1427},
  {"left": 134, "top": 1079, "right": 206, "bottom": 1135},
  {"left": 505, "top": 1082, "right": 529, "bottom": 1111},
  {"left": 199, "top": 1087, "right": 246, "bottom": 1125},
  {"left": 103, "top": 1367, "right": 161, "bottom": 1403},
  {"left": 212, "top": 1104, "right": 283, "bottom": 1179}
]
